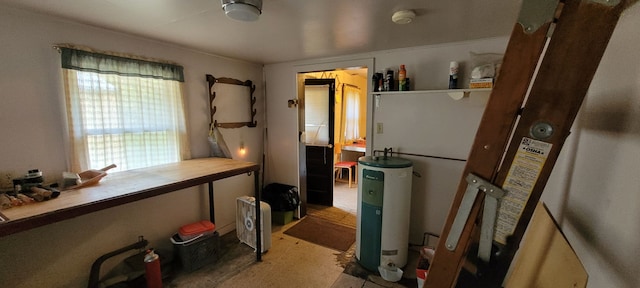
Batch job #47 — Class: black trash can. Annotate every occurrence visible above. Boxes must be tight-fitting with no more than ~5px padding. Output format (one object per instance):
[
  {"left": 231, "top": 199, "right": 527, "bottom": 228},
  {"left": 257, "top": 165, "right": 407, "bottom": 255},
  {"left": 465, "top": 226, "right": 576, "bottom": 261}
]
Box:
[{"left": 262, "top": 183, "right": 299, "bottom": 225}]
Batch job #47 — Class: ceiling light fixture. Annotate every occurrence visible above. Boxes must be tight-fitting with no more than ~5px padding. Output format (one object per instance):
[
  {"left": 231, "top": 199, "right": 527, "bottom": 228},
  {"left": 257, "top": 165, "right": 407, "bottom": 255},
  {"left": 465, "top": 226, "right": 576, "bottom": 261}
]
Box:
[
  {"left": 221, "top": 0, "right": 262, "bottom": 22},
  {"left": 392, "top": 10, "right": 416, "bottom": 24}
]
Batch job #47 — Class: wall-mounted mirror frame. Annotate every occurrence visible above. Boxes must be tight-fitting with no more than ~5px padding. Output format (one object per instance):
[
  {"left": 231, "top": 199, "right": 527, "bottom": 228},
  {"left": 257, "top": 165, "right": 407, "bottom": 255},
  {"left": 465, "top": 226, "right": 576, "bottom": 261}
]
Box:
[{"left": 206, "top": 74, "right": 257, "bottom": 128}]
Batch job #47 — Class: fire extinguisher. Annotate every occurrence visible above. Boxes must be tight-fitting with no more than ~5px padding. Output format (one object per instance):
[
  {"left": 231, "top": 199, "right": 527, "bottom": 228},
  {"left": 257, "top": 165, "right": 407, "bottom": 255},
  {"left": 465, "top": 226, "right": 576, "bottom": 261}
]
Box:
[{"left": 144, "top": 249, "right": 162, "bottom": 288}]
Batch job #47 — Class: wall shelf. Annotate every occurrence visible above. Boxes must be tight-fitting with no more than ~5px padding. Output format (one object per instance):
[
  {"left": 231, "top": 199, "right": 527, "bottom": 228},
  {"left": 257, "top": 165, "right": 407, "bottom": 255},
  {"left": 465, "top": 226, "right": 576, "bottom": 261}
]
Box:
[{"left": 373, "top": 88, "right": 491, "bottom": 100}]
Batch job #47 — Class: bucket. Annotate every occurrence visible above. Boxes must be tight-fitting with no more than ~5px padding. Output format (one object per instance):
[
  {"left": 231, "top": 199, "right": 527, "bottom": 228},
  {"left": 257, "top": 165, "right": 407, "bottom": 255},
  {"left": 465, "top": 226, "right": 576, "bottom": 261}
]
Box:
[
  {"left": 378, "top": 265, "right": 403, "bottom": 282},
  {"left": 416, "top": 247, "right": 435, "bottom": 287}
]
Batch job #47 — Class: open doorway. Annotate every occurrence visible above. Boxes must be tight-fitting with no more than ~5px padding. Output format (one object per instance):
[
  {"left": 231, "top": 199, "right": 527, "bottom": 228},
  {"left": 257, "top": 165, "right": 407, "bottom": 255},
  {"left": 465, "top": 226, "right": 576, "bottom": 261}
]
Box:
[{"left": 297, "top": 68, "right": 368, "bottom": 215}]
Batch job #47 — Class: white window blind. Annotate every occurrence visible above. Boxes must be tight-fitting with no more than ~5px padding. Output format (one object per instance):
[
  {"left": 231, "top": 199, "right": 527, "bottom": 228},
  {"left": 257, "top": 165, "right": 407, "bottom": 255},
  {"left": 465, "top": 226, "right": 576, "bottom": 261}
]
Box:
[{"left": 60, "top": 47, "right": 190, "bottom": 172}]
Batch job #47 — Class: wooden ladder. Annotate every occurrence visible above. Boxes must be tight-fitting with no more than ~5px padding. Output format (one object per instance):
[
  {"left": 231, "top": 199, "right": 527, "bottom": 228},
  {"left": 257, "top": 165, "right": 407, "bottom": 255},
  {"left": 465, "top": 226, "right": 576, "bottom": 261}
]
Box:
[{"left": 424, "top": 0, "right": 635, "bottom": 287}]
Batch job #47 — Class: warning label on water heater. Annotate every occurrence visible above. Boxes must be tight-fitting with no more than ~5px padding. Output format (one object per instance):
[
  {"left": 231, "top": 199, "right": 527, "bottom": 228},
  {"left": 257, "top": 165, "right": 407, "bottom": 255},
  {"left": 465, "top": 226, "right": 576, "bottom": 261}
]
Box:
[{"left": 494, "top": 137, "right": 552, "bottom": 245}]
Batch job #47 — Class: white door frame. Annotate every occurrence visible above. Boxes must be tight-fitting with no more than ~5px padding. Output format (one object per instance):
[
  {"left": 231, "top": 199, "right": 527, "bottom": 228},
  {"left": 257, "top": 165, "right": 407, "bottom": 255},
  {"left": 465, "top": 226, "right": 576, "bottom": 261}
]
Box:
[{"left": 293, "top": 58, "right": 374, "bottom": 218}]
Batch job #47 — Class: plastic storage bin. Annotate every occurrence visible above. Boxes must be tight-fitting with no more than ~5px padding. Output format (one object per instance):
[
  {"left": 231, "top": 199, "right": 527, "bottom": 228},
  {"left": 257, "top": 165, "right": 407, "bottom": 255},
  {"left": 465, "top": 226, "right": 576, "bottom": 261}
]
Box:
[
  {"left": 171, "top": 231, "right": 220, "bottom": 272},
  {"left": 262, "top": 183, "right": 300, "bottom": 211},
  {"left": 272, "top": 210, "right": 294, "bottom": 225}
]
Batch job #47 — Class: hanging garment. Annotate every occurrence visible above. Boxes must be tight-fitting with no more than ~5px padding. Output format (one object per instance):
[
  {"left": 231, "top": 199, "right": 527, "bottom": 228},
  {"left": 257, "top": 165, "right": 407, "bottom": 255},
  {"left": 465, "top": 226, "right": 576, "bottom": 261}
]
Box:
[{"left": 208, "top": 124, "right": 232, "bottom": 158}]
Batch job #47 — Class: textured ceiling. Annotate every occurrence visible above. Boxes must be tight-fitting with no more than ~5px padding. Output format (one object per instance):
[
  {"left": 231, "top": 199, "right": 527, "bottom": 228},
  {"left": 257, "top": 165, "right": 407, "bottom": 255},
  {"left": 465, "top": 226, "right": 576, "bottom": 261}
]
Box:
[{"left": 0, "top": 0, "right": 522, "bottom": 64}]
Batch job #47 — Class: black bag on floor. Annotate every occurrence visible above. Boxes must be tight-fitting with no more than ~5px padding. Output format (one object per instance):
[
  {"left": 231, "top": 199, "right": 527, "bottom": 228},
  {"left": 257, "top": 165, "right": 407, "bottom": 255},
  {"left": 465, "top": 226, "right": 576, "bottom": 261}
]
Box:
[{"left": 262, "top": 183, "right": 300, "bottom": 211}]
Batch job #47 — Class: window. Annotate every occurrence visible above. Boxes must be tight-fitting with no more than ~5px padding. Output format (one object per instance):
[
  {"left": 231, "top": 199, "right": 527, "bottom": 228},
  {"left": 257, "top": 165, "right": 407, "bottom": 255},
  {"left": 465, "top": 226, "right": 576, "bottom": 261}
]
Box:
[
  {"left": 342, "top": 85, "right": 360, "bottom": 142},
  {"left": 60, "top": 47, "right": 190, "bottom": 172},
  {"left": 304, "top": 85, "right": 331, "bottom": 145}
]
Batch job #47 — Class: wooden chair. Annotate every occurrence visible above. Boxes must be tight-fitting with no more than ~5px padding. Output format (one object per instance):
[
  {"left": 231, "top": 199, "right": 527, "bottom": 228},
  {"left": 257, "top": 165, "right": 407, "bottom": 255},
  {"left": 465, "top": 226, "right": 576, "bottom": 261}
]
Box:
[{"left": 334, "top": 143, "right": 357, "bottom": 188}]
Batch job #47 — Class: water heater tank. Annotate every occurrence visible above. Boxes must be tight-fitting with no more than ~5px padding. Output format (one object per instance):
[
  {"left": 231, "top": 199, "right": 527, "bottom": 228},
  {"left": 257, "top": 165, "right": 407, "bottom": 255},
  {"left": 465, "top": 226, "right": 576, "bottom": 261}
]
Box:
[{"left": 356, "top": 155, "right": 413, "bottom": 271}]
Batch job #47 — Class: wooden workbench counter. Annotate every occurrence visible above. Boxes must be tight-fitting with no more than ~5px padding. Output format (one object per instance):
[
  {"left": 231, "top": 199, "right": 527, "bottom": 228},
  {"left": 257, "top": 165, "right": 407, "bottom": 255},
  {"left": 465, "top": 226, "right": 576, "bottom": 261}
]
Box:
[{"left": 0, "top": 158, "right": 260, "bottom": 238}]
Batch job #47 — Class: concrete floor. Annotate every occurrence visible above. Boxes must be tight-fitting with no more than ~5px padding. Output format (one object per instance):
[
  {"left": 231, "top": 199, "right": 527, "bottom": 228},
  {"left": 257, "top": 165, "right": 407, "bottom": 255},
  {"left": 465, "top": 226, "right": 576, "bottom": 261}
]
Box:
[{"left": 167, "top": 182, "right": 418, "bottom": 288}]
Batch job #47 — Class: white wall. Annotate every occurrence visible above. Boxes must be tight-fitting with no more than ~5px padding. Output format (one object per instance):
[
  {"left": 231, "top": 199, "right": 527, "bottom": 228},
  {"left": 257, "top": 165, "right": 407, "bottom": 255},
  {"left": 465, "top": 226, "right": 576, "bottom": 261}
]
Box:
[
  {"left": 373, "top": 90, "right": 491, "bottom": 242},
  {"left": 368, "top": 38, "right": 505, "bottom": 241},
  {"left": 265, "top": 37, "right": 507, "bottom": 242},
  {"left": 541, "top": 4, "right": 640, "bottom": 287},
  {"left": 1, "top": 2, "right": 638, "bottom": 287},
  {"left": 0, "top": 6, "right": 263, "bottom": 288},
  {"left": 264, "top": 4, "right": 640, "bottom": 287},
  {"left": 263, "top": 58, "right": 374, "bottom": 186}
]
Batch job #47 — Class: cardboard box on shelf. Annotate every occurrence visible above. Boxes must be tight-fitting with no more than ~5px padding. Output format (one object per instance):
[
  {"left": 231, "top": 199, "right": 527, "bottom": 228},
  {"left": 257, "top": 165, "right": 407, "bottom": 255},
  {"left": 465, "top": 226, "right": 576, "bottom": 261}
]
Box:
[{"left": 470, "top": 78, "right": 494, "bottom": 89}]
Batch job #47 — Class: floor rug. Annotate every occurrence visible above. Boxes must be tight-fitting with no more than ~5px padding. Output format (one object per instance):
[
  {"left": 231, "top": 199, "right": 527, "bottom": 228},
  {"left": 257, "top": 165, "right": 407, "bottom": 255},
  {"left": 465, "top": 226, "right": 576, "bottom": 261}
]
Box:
[
  {"left": 284, "top": 215, "right": 356, "bottom": 252},
  {"left": 306, "top": 204, "right": 357, "bottom": 229}
]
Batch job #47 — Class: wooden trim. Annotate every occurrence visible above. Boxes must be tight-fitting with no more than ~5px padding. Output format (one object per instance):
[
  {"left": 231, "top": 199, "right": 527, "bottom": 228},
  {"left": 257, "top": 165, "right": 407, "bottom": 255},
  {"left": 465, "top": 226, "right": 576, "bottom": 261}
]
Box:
[{"left": 207, "top": 74, "right": 258, "bottom": 128}]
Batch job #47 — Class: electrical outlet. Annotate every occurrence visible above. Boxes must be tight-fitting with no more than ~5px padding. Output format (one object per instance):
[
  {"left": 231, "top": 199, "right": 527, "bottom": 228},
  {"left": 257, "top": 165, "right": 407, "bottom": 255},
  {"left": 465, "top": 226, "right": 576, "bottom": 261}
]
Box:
[{"left": 376, "top": 123, "right": 383, "bottom": 134}]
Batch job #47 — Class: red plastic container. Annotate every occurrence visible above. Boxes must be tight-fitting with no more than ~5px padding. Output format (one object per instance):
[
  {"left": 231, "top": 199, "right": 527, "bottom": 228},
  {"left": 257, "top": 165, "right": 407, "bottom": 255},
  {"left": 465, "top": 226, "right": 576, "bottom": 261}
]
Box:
[{"left": 179, "top": 220, "right": 215, "bottom": 241}]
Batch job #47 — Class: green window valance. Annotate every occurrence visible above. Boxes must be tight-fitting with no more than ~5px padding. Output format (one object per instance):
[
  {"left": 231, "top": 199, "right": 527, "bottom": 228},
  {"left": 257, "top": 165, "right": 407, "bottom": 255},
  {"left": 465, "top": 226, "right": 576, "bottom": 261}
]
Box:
[{"left": 60, "top": 47, "right": 184, "bottom": 82}]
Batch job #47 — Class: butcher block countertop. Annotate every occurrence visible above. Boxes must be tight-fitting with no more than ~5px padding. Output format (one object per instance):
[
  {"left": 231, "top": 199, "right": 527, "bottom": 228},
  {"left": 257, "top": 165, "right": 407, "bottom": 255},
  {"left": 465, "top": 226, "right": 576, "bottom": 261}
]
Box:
[{"left": 0, "top": 158, "right": 259, "bottom": 238}]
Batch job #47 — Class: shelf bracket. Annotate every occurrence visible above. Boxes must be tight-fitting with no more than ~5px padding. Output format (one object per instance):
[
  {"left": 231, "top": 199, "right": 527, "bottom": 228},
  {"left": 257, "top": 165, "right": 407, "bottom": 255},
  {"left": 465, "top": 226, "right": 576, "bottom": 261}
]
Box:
[{"left": 447, "top": 91, "right": 469, "bottom": 100}]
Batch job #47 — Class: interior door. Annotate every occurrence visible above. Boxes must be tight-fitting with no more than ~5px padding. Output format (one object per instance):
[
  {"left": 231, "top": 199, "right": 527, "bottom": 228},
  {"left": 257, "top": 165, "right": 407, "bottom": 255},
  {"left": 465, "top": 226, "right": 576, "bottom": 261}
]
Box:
[{"left": 299, "top": 78, "right": 335, "bottom": 207}]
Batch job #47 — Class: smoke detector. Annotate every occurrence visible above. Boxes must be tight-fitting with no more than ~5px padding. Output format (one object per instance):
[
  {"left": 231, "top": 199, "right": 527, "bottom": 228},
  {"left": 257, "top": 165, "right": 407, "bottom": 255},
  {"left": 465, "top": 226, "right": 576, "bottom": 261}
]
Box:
[
  {"left": 392, "top": 10, "right": 416, "bottom": 24},
  {"left": 221, "top": 0, "right": 262, "bottom": 22}
]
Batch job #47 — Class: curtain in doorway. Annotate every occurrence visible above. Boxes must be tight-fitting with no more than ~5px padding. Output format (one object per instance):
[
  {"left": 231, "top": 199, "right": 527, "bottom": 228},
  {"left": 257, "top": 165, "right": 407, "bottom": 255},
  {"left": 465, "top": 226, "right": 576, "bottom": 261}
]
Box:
[{"left": 342, "top": 85, "right": 360, "bottom": 143}]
